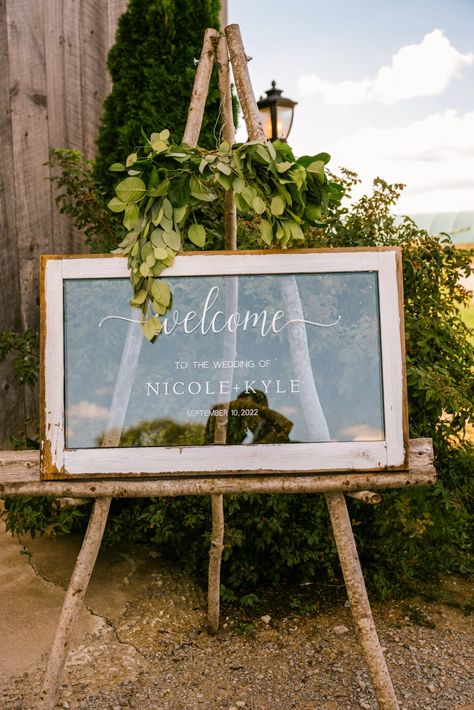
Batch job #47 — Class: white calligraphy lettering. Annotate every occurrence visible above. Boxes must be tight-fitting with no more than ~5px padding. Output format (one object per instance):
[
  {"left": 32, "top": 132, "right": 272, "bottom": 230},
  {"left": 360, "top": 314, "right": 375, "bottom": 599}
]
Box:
[{"left": 99, "top": 285, "right": 341, "bottom": 336}]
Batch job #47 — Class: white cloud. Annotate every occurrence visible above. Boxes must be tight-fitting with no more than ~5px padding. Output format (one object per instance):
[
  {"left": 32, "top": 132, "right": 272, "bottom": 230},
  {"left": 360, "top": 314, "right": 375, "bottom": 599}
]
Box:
[
  {"left": 68, "top": 401, "right": 109, "bottom": 420},
  {"left": 298, "top": 29, "right": 473, "bottom": 105},
  {"left": 329, "top": 111, "right": 474, "bottom": 212}
]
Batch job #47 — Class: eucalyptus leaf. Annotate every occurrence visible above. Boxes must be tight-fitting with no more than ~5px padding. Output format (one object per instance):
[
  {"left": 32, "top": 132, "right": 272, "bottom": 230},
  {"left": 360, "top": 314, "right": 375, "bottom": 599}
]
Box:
[
  {"left": 289, "top": 221, "right": 304, "bottom": 240},
  {"left": 163, "top": 230, "right": 181, "bottom": 251},
  {"left": 145, "top": 254, "right": 156, "bottom": 268},
  {"left": 267, "top": 141, "right": 277, "bottom": 160},
  {"left": 188, "top": 223, "right": 206, "bottom": 248},
  {"left": 123, "top": 203, "right": 139, "bottom": 229},
  {"left": 259, "top": 219, "right": 273, "bottom": 246},
  {"left": 234, "top": 193, "right": 248, "bottom": 212},
  {"left": 233, "top": 177, "right": 245, "bottom": 193},
  {"left": 163, "top": 198, "right": 173, "bottom": 220},
  {"left": 151, "top": 262, "right": 167, "bottom": 276},
  {"left": 242, "top": 186, "right": 255, "bottom": 207},
  {"left": 153, "top": 246, "right": 168, "bottom": 260},
  {"left": 297, "top": 152, "right": 330, "bottom": 167},
  {"left": 139, "top": 262, "right": 151, "bottom": 277},
  {"left": 304, "top": 204, "right": 322, "bottom": 221},
  {"left": 142, "top": 316, "right": 162, "bottom": 341},
  {"left": 219, "top": 140, "right": 231, "bottom": 153},
  {"left": 289, "top": 165, "right": 306, "bottom": 191},
  {"left": 108, "top": 197, "right": 126, "bottom": 213},
  {"left": 115, "top": 176, "right": 147, "bottom": 204},
  {"left": 129, "top": 289, "right": 147, "bottom": 306},
  {"left": 307, "top": 160, "right": 325, "bottom": 175},
  {"left": 160, "top": 216, "right": 173, "bottom": 232},
  {"left": 256, "top": 144, "right": 271, "bottom": 163},
  {"left": 153, "top": 301, "right": 168, "bottom": 315},
  {"left": 152, "top": 204, "right": 164, "bottom": 226},
  {"left": 190, "top": 175, "right": 217, "bottom": 201},
  {"left": 275, "top": 161, "right": 294, "bottom": 173},
  {"left": 232, "top": 151, "right": 243, "bottom": 175},
  {"left": 151, "top": 279, "right": 171, "bottom": 306},
  {"left": 252, "top": 196, "right": 266, "bottom": 215},
  {"left": 109, "top": 163, "right": 126, "bottom": 172},
  {"left": 151, "top": 140, "right": 168, "bottom": 153},
  {"left": 214, "top": 172, "right": 233, "bottom": 191},
  {"left": 173, "top": 205, "right": 187, "bottom": 224},
  {"left": 216, "top": 161, "right": 232, "bottom": 175},
  {"left": 141, "top": 242, "right": 154, "bottom": 260},
  {"left": 149, "top": 179, "right": 170, "bottom": 198},
  {"left": 270, "top": 195, "right": 285, "bottom": 216}
]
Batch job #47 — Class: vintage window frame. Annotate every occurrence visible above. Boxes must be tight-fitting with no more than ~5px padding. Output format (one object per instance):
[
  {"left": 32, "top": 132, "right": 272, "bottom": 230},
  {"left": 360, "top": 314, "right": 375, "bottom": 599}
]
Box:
[{"left": 40, "top": 248, "right": 408, "bottom": 479}]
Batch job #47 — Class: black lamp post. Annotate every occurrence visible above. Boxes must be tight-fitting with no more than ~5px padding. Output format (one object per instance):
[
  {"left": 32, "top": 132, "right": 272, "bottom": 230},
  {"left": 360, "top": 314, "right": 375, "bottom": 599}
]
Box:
[{"left": 257, "top": 80, "right": 297, "bottom": 141}]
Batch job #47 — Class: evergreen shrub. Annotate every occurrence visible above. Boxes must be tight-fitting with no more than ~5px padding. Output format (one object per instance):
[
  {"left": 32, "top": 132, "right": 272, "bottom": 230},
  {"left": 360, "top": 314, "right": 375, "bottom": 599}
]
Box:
[{"left": 94, "top": 0, "right": 222, "bottom": 192}]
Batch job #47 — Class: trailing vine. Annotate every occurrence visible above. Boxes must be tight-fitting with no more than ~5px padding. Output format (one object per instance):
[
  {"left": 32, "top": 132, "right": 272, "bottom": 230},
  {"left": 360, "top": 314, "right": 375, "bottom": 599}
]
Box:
[{"left": 109, "top": 130, "right": 343, "bottom": 340}]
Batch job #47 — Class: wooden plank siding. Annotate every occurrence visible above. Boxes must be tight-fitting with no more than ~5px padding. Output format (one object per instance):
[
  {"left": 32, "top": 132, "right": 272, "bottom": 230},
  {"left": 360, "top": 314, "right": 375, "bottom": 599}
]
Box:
[
  {"left": 0, "top": 0, "right": 128, "bottom": 447},
  {"left": 0, "top": 0, "right": 26, "bottom": 444}
]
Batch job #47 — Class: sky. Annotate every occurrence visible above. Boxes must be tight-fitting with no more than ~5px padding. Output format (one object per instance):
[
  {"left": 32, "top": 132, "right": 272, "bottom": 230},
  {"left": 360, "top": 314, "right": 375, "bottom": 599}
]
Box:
[{"left": 228, "top": 0, "right": 474, "bottom": 215}]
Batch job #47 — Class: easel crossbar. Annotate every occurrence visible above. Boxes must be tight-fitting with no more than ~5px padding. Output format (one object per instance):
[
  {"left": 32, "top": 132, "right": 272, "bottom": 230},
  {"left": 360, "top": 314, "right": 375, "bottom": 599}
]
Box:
[{"left": 0, "top": 439, "right": 435, "bottom": 495}]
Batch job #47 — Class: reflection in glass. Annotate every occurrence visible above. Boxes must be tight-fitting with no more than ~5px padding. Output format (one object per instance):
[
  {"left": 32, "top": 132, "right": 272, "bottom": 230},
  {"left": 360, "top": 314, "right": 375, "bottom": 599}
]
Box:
[
  {"left": 204, "top": 390, "right": 293, "bottom": 445},
  {"left": 63, "top": 272, "right": 384, "bottom": 448}
]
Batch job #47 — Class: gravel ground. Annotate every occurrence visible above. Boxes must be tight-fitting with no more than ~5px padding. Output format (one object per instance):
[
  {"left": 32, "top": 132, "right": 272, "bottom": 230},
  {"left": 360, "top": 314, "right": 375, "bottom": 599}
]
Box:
[{"left": 0, "top": 543, "right": 473, "bottom": 710}]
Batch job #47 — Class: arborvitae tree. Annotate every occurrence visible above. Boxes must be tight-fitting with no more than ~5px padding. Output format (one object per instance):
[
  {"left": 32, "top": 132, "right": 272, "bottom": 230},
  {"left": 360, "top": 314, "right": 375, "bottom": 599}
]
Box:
[{"left": 94, "top": 0, "right": 221, "bottom": 191}]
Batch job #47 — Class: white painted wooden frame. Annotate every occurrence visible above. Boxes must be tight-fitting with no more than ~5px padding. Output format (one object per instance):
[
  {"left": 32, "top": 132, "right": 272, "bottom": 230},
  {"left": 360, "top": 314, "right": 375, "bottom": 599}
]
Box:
[{"left": 40, "top": 249, "right": 408, "bottom": 479}]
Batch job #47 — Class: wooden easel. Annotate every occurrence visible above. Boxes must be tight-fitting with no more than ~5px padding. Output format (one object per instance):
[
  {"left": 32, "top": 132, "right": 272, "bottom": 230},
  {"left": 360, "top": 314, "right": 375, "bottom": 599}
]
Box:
[{"left": 0, "top": 25, "right": 437, "bottom": 710}]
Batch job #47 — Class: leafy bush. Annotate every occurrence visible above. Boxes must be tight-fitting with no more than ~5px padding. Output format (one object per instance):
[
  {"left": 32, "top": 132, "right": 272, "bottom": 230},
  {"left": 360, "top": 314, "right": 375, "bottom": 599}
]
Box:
[
  {"left": 0, "top": 329, "right": 38, "bottom": 386},
  {"left": 48, "top": 149, "right": 124, "bottom": 254},
  {"left": 5, "top": 171, "right": 472, "bottom": 601},
  {"left": 95, "top": 172, "right": 473, "bottom": 597}
]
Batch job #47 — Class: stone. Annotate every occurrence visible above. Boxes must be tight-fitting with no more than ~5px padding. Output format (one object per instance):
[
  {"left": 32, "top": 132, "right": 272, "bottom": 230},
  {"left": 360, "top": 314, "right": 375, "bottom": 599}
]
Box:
[{"left": 333, "top": 625, "right": 350, "bottom": 635}]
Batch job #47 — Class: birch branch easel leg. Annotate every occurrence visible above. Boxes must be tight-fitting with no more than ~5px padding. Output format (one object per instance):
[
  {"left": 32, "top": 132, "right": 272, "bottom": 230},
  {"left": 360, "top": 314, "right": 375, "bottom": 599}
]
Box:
[
  {"left": 326, "top": 493, "right": 399, "bottom": 710},
  {"left": 39, "top": 497, "right": 111, "bottom": 710},
  {"left": 40, "top": 282, "right": 145, "bottom": 704},
  {"left": 208, "top": 31, "right": 238, "bottom": 634}
]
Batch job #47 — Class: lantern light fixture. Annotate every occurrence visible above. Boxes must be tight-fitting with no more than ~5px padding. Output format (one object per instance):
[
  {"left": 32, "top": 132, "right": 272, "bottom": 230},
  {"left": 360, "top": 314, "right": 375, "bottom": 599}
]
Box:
[{"left": 257, "top": 80, "right": 297, "bottom": 142}]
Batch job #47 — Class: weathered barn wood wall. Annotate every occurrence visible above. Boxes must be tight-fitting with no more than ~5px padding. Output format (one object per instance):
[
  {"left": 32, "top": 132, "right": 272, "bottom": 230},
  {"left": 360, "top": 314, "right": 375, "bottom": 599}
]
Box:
[{"left": 0, "top": 0, "right": 128, "bottom": 447}]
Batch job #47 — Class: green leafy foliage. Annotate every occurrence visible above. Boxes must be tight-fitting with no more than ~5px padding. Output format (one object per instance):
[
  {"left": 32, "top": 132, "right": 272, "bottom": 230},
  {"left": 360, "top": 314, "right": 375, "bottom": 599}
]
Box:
[
  {"left": 48, "top": 149, "right": 124, "bottom": 253},
  {"left": 2, "top": 496, "right": 89, "bottom": 539},
  {"left": 5, "top": 170, "right": 473, "bottom": 602},
  {"left": 0, "top": 330, "right": 39, "bottom": 385},
  {"left": 93, "top": 0, "right": 222, "bottom": 192},
  {"left": 110, "top": 132, "right": 342, "bottom": 339},
  {"left": 97, "top": 172, "right": 472, "bottom": 598}
]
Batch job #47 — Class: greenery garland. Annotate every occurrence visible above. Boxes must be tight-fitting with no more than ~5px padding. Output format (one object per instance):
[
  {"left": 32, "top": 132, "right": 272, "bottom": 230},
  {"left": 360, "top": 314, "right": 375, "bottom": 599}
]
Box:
[{"left": 109, "top": 131, "right": 343, "bottom": 340}]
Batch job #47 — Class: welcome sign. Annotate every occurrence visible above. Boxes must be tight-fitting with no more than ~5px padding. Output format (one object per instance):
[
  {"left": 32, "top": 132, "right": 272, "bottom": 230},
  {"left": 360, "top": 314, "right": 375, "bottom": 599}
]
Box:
[{"left": 40, "top": 249, "right": 407, "bottom": 479}]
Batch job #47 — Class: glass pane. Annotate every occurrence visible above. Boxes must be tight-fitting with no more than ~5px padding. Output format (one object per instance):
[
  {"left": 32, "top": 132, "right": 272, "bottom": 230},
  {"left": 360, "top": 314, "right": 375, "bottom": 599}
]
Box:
[
  {"left": 275, "top": 106, "right": 293, "bottom": 139},
  {"left": 64, "top": 272, "right": 384, "bottom": 448},
  {"left": 258, "top": 106, "right": 274, "bottom": 140}
]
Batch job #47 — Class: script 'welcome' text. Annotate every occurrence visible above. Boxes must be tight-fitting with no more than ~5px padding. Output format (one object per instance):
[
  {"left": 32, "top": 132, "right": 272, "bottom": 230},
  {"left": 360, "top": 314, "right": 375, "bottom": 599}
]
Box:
[{"left": 99, "top": 285, "right": 341, "bottom": 336}]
